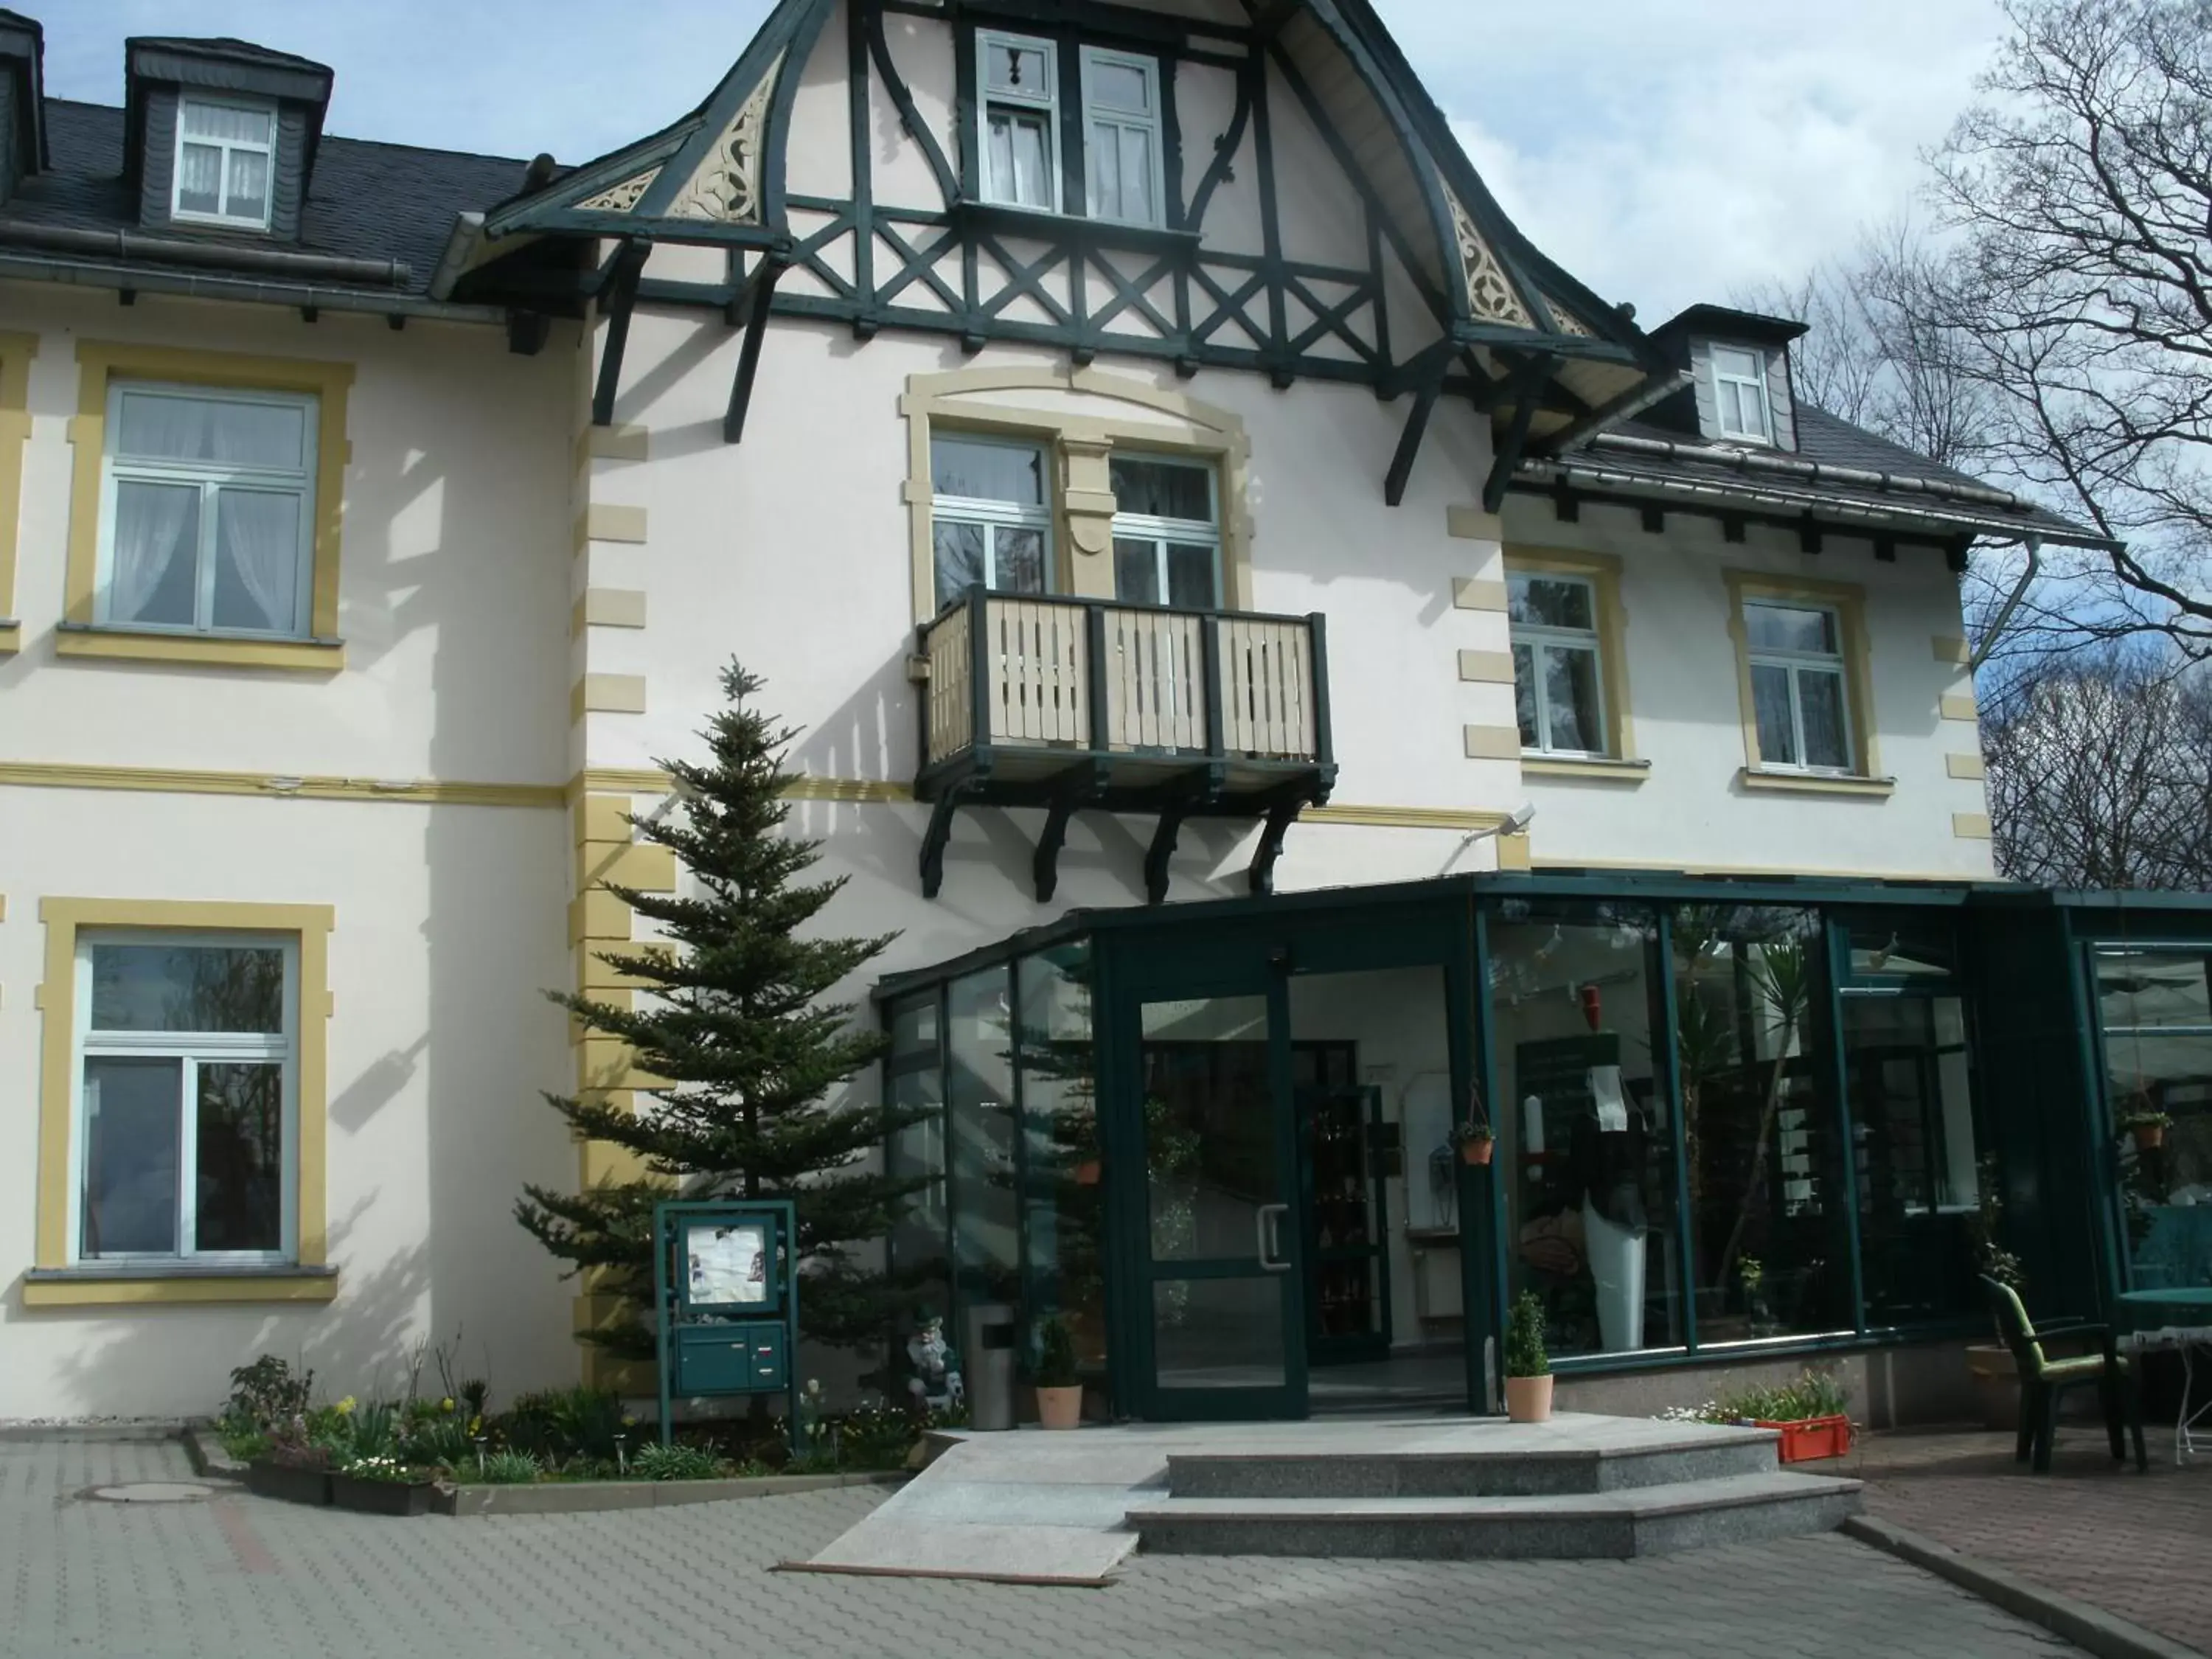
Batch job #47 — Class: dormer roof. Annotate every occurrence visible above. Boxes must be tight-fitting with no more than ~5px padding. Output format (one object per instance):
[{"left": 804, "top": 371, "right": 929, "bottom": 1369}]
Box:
[
  {"left": 1651, "top": 304, "right": 1810, "bottom": 354},
  {"left": 0, "top": 7, "right": 46, "bottom": 180}
]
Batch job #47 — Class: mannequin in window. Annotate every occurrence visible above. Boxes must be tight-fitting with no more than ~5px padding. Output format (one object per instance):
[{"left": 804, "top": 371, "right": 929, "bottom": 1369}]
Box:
[{"left": 1569, "top": 984, "right": 1649, "bottom": 1352}]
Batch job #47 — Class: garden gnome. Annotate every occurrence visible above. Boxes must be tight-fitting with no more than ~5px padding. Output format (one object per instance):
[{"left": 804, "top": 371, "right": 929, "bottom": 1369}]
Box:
[{"left": 905, "top": 1310, "right": 964, "bottom": 1414}]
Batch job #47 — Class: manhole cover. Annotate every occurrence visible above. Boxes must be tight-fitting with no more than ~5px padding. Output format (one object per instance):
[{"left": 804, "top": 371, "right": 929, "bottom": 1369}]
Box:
[{"left": 89, "top": 1483, "right": 215, "bottom": 1503}]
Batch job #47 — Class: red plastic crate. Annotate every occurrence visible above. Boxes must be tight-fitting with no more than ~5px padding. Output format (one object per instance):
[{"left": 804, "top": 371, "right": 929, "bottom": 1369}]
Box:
[{"left": 1754, "top": 1413, "right": 1852, "bottom": 1464}]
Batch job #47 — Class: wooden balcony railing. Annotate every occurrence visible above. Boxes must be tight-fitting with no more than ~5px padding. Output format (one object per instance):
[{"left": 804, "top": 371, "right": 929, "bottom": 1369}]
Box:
[
  {"left": 915, "top": 585, "right": 1334, "bottom": 904},
  {"left": 919, "top": 586, "right": 1330, "bottom": 771}
]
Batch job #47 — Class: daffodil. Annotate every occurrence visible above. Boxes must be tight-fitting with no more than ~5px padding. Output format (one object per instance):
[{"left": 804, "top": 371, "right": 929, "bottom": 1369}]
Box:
[
  {"left": 335, "top": 1396, "right": 356, "bottom": 1415},
  {"left": 440, "top": 1397, "right": 455, "bottom": 1413}
]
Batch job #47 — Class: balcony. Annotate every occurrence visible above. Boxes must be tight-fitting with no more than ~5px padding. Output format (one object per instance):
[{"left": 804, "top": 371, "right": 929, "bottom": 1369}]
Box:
[{"left": 914, "top": 585, "right": 1337, "bottom": 902}]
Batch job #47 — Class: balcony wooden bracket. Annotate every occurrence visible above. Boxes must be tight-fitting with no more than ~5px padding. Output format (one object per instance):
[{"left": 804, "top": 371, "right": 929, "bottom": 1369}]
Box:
[
  {"left": 1032, "top": 764, "right": 1109, "bottom": 903},
  {"left": 919, "top": 759, "right": 992, "bottom": 900},
  {"left": 723, "top": 252, "right": 790, "bottom": 444},
  {"left": 1246, "top": 782, "right": 1326, "bottom": 897},
  {"left": 1481, "top": 352, "right": 1556, "bottom": 513},
  {"left": 1145, "top": 768, "right": 1227, "bottom": 906},
  {"left": 590, "top": 237, "right": 650, "bottom": 428}
]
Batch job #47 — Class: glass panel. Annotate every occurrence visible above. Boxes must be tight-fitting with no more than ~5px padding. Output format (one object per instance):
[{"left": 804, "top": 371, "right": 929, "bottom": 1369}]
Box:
[
  {"left": 1541, "top": 644, "right": 1603, "bottom": 754},
  {"left": 1090, "top": 59, "right": 1150, "bottom": 114},
  {"left": 1088, "top": 119, "right": 1121, "bottom": 220},
  {"left": 1745, "top": 602, "right": 1837, "bottom": 655},
  {"left": 1508, "top": 574, "right": 1594, "bottom": 632},
  {"left": 1846, "top": 996, "right": 1981, "bottom": 1325},
  {"left": 1848, "top": 917, "right": 1958, "bottom": 981},
  {"left": 1669, "top": 905, "right": 1850, "bottom": 1340},
  {"left": 992, "top": 526, "right": 1046, "bottom": 594},
  {"left": 195, "top": 1061, "right": 283, "bottom": 1253},
  {"left": 1110, "top": 457, "right": 1213, "bottom": 522},
  {"left": 887, "top": 1065, "right": 950, "bottom": 1325},
  {"left": 931, "top": 520, "right": 986, "bottom": 610},
  {"left": 946, "top": 970, "right": 1020, "bottom": 1307},
  {"left": 225, "top": 147, "right": 271, "bottom": 221},
  {"left": 1009, "top": 111, "right": 1054, "bottom": 206},
  {"left": 1113, "top": 536, "right": 1161, "bottom": 605},
  {"left": 1512, "top": 642, "right": 1539, "bottom": 747},
  {"left": 182, "top": 101, "right": 273, "bottom": 144},
  {"left": 1166, "top": 543, "right": 1216, "bottom": 609},
  {"left": 116, "top": 391, "right": 306, "bottom": 470},
  {"left": 108, "top": 481, "right": 201, "bottom": 627},
  {"left": 212, "top": 488, "right": 302, "bottom": 633},
  {"left": 1017, "top": 945, "right": 1105, "bottom": 1372},
  {"left": 1152, "top": 1276, "right": 1286, "bottom": 1389},
  {"left": 81, "top": 1057, "right": 181, "bottom": 1256},
  {"left": 987, "top": 41, "right": 1051, "bottom": 94},
  {"left": 931, "top": 437, "right": 1044, "bottom": 505},
  {"left": 1713, "top": 347, "right": 1761, "bottom": 382},
  {"left": 1718, "top": 380, "right": 1744, "bottom": 433},
  {"left": 90, "top": 944, "right": 285, "bottom": 1034},
  {"left": 1290, "top": 968, "right": 1463, "bottom": 1388},
  {"left": 1751, "top": 664, "right": 1798, "bottom": 765},
  {"left": 2096, "top": 949, "right": 2212, "bottom": 1289},
  {"left": 1489, "top": 905, "right": 1685, "bottom": 1358},
  {"left": 1117, "top": 125, "right": 1154, "bottom": 224},
  {"left": 889, "top": 994, "right": 939, "bottom": 1061},
  {"left": 176, "top": 142, "right": 222, "bottom": 215},
  {"left": 1139, "top": 995, "right": 1270, "bottom": 1262},
  {"left": 1798, "top": 669, "right": 1850, "bottom": 770}
]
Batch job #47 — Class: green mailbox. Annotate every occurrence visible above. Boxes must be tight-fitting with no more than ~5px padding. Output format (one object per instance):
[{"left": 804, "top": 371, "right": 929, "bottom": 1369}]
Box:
[{"left": 652, "top": 1200, "right": 800, "bottom": 1450}]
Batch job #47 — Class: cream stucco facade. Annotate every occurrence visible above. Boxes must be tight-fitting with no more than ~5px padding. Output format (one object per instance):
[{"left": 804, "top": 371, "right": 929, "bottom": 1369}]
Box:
[{"left": 0, "top": 0, "right": 2028, "bottom": 1419}]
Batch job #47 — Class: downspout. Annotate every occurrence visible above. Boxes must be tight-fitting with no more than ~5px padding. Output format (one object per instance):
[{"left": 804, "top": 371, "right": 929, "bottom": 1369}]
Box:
[{"left": 1969, "top": 537, "right": 2042, "bottom": 673}]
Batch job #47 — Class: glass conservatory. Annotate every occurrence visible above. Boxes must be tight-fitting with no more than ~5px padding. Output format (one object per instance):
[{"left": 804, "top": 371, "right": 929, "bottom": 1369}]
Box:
[{"left": 874, "top": 873, "right": 2212, "bottom": 1423}]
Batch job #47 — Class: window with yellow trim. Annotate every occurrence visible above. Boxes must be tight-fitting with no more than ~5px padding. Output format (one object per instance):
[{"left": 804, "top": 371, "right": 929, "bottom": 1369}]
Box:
[
  {"left": 1722, "top": 572, "right": 1884, "bottom": 785},
  {"left": 74, "top": 932, "right": 300, "bottom": 1263},
  {"left": 1502, "top": 548, "right": 1635, "bottom": 766}
]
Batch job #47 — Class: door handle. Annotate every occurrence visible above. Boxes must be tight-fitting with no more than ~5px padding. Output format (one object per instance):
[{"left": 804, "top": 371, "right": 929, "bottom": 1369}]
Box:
[{"left": 1256, "top": 1203, "right": 1291, "bottom": 1273}]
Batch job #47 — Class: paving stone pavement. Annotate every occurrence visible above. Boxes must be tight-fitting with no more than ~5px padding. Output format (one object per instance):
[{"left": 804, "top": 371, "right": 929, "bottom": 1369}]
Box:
[
  {"left": 0, "top": 1438, "right": 2086, "bottom": 1659},
  {"left": 1844, "top": 1427, "right": 2212, "bottom": 1655}
]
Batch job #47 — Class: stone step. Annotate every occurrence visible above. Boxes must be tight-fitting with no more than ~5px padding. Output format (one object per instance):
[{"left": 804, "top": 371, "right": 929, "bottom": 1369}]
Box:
[
  {"left": 1165, "top": 1426, "right": 1779, "bottom": 1500},
  {"left": 1128, "top": 1471, "right": 1863, "bottom": 1560}
]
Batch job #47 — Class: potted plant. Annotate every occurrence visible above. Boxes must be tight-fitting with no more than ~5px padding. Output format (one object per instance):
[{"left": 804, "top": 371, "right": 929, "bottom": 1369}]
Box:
[
  {"left": 1726, "top": 1372, "right": 1853, "bottom": 1464},
  {"left": 1032, "top": 1313, "right": 1084, "bottom": 1430},
  {"left": 330, "top": 1454, "right": 439, "bottom": 1517},
  {"left": 1452, "top": 1090, "right": 1497, "bottom": 1166},
  {"left": 1503, "top": 1290, "right": 1553, "bottom": 1422},
  {"left": 1964, "top": 1158, "right": 2025, "bottom": 1430},
  {"left": 2117, "top": 1103, "right": 2172, "bottom": 1152},
  {"left": 246, "top": 1413, "right": 335, "bottom": 1507}
]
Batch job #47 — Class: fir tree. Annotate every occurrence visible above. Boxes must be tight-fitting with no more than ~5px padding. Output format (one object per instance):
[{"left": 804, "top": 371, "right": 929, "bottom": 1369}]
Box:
[{"left": 516, "top": 661, "right": 925, "bottom": 1357}]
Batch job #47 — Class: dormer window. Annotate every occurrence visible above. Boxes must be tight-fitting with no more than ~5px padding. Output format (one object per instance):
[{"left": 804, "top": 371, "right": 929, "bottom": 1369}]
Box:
[
  {"left": 1712, "top": 345, "right": 1773, "bottom": 444},
  {"left": 173, "top": 98, "right": 275, "bottom": 229},
  {"left": 980, "top": 32, "right": 1060, "bottom": 212}
]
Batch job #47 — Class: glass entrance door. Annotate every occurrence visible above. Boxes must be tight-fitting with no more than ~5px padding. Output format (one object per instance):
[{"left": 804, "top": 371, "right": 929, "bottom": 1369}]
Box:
[{"left": 1128, "top": 978, "right": 1307, "bottom": 1419}]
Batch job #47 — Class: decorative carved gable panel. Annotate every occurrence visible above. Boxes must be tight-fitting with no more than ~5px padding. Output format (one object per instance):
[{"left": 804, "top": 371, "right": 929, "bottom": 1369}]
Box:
[
  {"left": 1545, "top": 297, "right": 1593, "bottom": 337},
  {"left": 578, "top": 168, "right": 662, "bottom": 213},
  {"left": 1444, "top": 186, "right": 1532, "bottom": 330},
  {"left": 669, "top": 51, "right": 786, "bottom": 223}
]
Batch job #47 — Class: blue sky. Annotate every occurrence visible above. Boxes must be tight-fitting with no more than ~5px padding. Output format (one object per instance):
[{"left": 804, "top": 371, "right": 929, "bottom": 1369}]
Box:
[{"left": 40, "top": 0, "right": 2010, "bottom": 319}]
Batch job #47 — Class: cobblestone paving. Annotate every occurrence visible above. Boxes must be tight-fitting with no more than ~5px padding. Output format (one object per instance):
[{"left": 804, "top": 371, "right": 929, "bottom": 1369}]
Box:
[
  {"left": 1844, "top": 1427, "right": 2212, "bottom": 1655},
  {"left": 0, "top": 1438, "right": 2084, "bottom": 1659}
]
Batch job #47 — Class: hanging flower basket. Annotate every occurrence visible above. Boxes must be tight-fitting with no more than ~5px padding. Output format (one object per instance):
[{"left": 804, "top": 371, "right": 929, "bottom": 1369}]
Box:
[
  {"left": 1074, "top": 1159, "right": 1102, "bottom": 1187},
  {"left": 1460, "top": 1137, "right": 1495, "bottom": 1166},
  {"left": 2131, "top": 1122, "right": 2166, "bottom": 1152}
]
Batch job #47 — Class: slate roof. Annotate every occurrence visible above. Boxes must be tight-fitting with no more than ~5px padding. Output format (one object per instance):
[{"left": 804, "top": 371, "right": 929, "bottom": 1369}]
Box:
[
  {"left": 1523, "top": 403, "right": 2112, "bottom": 549},
  {"left": 0, "top": 99, "right": 529, "bottom": 298},
  {"left": 127, "top": 37, "right": 330, "bottom": 71}
]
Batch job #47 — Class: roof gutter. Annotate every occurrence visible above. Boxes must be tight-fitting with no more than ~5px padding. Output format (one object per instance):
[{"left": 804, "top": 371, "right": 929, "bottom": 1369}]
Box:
[
  {"left": 0, "top": 250, "right": 507, "bottom": 326},
  {"left": 1543, "top": 369, "right": 1692, "bottom": 456},
  {"left": 426, "top": 212, "right": 487, "bottom": 302},
  {"left": 1591, "top": 428, "right": 2026, "bottom": 512},
  {"left": 0, "top": 220, "right": 412, "bottom": 287}
]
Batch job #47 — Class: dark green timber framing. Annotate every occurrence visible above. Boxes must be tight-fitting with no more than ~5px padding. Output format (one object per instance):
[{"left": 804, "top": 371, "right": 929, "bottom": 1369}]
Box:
[
  {"left": 871, "top": 869, "right": 2212, "bottom": 1422},
  {"left": 461, "top": 0, "right": 1669, "bottom": 481}
]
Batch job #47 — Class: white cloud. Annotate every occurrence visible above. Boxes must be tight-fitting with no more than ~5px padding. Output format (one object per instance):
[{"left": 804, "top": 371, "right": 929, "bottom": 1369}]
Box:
[{"left": 42, "top": 0, "right": 2007, "bottom": 318}]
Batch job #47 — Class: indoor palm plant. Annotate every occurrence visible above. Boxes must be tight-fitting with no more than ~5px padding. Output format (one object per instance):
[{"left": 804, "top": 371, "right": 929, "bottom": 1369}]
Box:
[
  {"left": 1032, "top": 1313, "right": 1083, "bottom": 1430},
  {"left": 1503, "top": 1291, "right": 1553, "bottom": 1423}
]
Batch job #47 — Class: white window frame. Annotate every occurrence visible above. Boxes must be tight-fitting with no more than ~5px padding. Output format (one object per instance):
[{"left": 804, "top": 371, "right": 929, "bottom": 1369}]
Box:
[
  {"left": 1509, "top": 571, "right": 1609, "bottom": 757},
  {"left": 69, "top": 931, "right": 300, "bottom": 1267},
  {"left": 1110, "top": 454, "right": 1220, "bottom": 609},
  {"left": 978, "top": 30, "right": 1061, "bottom": 214},
  {"left": 1712, "top": 344, "right": 1774, "bottom": 444},
  {"left": 930, "top": 434, "right": 1055, "bottom": 609},
  {"left": 171, "top": 96, "right": 277, "bottom": 231},
  {"left": 1081, "top": 46, "right": 1166, "bottom": 229},
  {"left": 95, "top": 379, "right": 319, "bottom": 639},
  {"left": 1745, "top": 599, "right": 1855, "bottom": 774}
]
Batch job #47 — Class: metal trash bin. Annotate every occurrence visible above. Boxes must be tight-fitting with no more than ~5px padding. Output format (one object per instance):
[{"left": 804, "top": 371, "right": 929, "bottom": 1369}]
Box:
[{"left": 963, "top": 1303, "right": 1018, "bottom": 1431}]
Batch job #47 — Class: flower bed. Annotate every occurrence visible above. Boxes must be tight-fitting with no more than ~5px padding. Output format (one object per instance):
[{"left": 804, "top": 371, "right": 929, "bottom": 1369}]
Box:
[{"left": 1658, "top": 1369, "right": 1855, "bottom": 1464}]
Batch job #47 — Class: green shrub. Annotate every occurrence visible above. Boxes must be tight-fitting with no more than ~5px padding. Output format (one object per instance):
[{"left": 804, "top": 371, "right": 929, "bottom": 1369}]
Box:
[
  {"left": 222, "top": 1355, "right": 313, "bottom": 1434},
  {"left": 633, "top": 1441, "right": 723, "bottom": 1481},
  {"left": 1033, "top": 1315, "right": 1079, "bottom": 1388},
  {"left": 344, "top": 1399, "right": 402, "bottom": 1460},
  {"left": 833, "top": 1402, "right": 921, "bottom": 1470},
  {"left": 474, "top": 1450, "right": 543, "bottom": 1484},
  {"left": 219, "top": 1428, "right": 271, "bottom": 1464},
  {"left": 1504, "top": 1291, "right": 1550, "bottom": 1380},
  {"left": 497, "top": 1386, "right": 625, "bottom": 1464},
  {"left": 405, "top": 1414, "right": 475, "bottom": 1470}
]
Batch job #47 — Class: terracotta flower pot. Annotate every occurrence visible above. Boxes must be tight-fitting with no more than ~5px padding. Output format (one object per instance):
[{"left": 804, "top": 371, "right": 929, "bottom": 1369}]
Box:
[
  {"left": 1504, "top": 1374, "right": 1554, "bottom": 1424},
  {"left": 1074, "top": 1160, "right": 1102, "bottom": 1187},
  {"left": 2131, "top": 1123, "right": 2166, "bottom": 1152},
  {"left": 1035, "top": 1385, "right": 1084, "bottom": 1430},
  {"left": 1460, "top": 1138, "right": 1495, "bottom": 1166}
]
